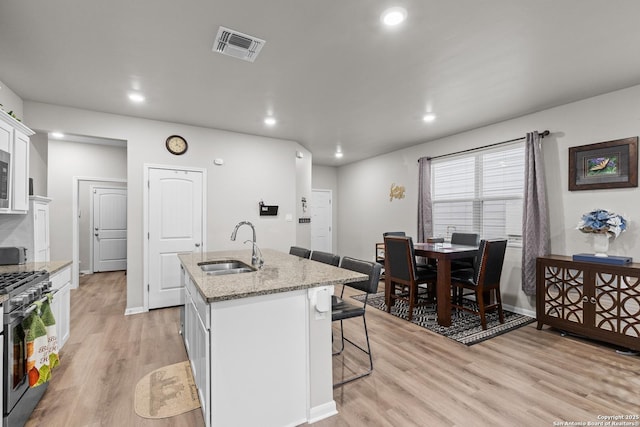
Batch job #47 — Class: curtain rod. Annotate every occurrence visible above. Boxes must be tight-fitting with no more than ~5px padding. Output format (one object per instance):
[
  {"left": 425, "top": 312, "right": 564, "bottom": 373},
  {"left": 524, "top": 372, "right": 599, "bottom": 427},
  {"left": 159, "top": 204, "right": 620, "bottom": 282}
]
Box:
[{"left": 423, "top": 130, "right": 550, "bottom": 161}]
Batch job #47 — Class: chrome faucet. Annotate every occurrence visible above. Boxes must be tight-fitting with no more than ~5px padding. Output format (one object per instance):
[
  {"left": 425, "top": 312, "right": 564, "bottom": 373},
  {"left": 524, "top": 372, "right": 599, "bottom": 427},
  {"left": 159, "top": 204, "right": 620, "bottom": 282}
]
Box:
[
  {"left": 230, "top": 221, "right": 263, "bottom": 268},
  {"left": 243, "top": 240, "right": 264, "bottom": 270}
]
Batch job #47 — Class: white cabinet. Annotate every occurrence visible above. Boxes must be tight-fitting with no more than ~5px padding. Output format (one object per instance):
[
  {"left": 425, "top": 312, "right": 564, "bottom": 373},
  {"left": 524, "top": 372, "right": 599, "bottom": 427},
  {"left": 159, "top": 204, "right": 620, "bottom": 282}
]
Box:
[
  {"left": 181, "top": 268, "right": 210, "bottom": 427},
  {"left": 0, "top": 110, "right": 33, "bottom": 214},
  {"left": 0, "top": 304, "right": 3, "bottom": 414},
  {"left": 50, "top": 266, "right": 72, "bottom": 349},
  {"left": 0, "top": 118, "right": 12, "bottom": 153},
  {"left": 31, "top": 197, "right": 50, "bottom": 262}
]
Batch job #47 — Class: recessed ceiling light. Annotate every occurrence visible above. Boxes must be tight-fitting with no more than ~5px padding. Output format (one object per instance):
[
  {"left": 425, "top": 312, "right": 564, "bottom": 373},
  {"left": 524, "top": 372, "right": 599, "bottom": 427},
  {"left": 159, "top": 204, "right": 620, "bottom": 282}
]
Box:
[
  {"left": 128, "top": 92, "right": 145, "bottom": 103},
  {"left": 335, "top": 147, "right": 344, "bottom": 159},
  {"left": 381, "top": 7, "right": 407, "bottom": 26},
  {"left": 423, "top": 113, "right": 436, "bottom": 123},
  {"left": 50, "top": 131, "right": 65, "bottom": 139},
  {"left": 264, "top": 117, "right": 277, "bottom": 126}
]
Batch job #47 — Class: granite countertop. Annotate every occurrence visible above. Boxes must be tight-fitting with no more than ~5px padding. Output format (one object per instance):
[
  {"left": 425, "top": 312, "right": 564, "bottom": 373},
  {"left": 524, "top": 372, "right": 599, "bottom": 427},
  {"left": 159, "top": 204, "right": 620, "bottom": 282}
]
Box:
[
  {"left": 0, "top": 260, "right": 72, "bottom": 276},
  {"left": 0, "top": 260, "right": 72, "bottom": 304},
  {"left": 179, "top": 249, "right": 367, "bottom": 303}
]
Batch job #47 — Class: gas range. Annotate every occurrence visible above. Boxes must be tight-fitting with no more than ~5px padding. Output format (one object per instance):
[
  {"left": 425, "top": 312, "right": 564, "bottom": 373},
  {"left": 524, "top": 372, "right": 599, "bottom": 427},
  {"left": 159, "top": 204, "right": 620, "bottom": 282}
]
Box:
[
  {"left": 0, "top": 270, "right": 51, "bottom": 314},
  {"left": 1, "top": 269, "right": 53, "bottom": 427}
]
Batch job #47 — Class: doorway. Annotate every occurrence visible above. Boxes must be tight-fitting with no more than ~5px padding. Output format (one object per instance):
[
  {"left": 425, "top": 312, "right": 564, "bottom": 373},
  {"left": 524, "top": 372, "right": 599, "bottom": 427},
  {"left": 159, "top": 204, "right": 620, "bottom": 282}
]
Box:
[
  {"left": 73, "top": 177, "right": 127, "bottom": 288},
  {"left": 311, "top": 189, "right": 332, "bottom": 252}
]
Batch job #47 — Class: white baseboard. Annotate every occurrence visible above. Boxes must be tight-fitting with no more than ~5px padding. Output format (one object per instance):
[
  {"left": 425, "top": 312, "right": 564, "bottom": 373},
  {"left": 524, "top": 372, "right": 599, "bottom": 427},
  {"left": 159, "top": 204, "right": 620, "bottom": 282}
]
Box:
[
  {"left": 308, "top": 400, "right": 338, "bottom": 424},
  {"left": 503, "top": 303, "right": 536, "bottom": 318},
  {"left": 79, "top": 269, "right": 92, "bottom": 275},
  {"left": 124, "top": 306, "right": 147, "bottom": 316}
]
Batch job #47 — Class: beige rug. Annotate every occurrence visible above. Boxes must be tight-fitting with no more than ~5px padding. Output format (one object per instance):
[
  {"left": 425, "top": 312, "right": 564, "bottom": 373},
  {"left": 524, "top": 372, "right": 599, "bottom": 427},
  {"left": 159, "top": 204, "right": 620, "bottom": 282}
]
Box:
[{"left": 134, "top": 361, "right": 201, "bottom": 419}]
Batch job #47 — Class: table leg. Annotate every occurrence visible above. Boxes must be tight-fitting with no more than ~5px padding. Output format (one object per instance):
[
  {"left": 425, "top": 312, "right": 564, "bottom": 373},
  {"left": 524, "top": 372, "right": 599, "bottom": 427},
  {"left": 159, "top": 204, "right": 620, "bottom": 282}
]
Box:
[
  {"left": 384, "top": 268, "right": 392, "bottom": 310},
  {"left": 436, "top": 258, "right": 452, "bottom": 326}
]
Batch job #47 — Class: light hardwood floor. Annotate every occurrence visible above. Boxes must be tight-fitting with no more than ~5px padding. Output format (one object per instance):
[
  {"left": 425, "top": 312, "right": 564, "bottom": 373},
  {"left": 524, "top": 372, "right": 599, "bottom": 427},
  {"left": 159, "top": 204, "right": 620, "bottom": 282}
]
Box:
[{"left": 28, "top": 272, "right": 640, "bottom": 427}]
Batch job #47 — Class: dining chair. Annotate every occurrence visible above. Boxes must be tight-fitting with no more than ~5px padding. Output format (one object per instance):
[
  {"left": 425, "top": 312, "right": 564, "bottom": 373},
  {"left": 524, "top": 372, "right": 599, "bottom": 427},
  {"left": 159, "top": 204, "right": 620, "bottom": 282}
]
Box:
[
  {"left": 450, "top": 239, "right": 508, "bottom": 330},
  {"left": 377, "top": 231, "right": 407, "bottom": 270},
  {"left": 332, "top": 256, "right": 382, "bottom": 387},
  {"left": 289, "top": 246, "right": 311, "bottom": 258},
  {"left": 310, "top": 250, "right": 340, "bottom": 266},
  {"left": 383, "top": 235, "right": 437, "bottom": 321},
  {"left": 450, "top": 232, "right": 480, "bottom": 271}
]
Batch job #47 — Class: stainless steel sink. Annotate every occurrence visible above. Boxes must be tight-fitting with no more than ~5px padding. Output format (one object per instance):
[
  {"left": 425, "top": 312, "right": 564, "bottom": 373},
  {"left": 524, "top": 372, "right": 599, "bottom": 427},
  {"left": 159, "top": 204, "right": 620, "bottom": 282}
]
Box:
[{"left": 198, "top": 260, "right": 256, "bottom": 276}]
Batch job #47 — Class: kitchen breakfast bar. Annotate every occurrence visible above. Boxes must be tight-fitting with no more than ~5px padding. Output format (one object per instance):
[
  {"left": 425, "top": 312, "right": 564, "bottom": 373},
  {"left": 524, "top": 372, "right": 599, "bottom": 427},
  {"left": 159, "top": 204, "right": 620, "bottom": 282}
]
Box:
[{"left": 178, "top": 249, "right": 367, "bottom": 427}]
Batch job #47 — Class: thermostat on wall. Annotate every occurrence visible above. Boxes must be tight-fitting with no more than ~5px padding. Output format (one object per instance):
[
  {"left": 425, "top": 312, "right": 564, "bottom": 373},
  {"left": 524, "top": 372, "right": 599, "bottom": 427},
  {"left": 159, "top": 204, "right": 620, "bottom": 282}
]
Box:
[{"left": 214, "top": 158, "right": 224, "bottom": 165}]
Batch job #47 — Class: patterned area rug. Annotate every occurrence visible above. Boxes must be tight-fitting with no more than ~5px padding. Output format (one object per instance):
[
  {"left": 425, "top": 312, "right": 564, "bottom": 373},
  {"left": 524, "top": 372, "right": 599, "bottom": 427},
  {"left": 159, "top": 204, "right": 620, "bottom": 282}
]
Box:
[
  {"left": 353, "top": 292, "right": 535, "bottom": 346},
  {"left": 134, "top": 361, "right": 200, "bottom": 419}
]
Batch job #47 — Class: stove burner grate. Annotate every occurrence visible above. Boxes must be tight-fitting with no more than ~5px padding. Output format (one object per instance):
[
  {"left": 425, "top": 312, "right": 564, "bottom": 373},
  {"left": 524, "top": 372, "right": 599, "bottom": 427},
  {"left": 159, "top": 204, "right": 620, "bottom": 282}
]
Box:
[{"left": 0, "top": 270, "right": 48, "bottom": 293}]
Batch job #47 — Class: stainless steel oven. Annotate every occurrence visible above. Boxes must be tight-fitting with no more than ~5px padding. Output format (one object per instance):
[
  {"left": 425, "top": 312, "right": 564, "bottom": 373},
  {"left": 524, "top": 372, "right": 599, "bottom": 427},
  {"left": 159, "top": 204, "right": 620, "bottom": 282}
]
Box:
[
  {"left": 0, "top": 150, "right": 9, "bottom": 209},
  {"left": 1, "top": 271, "right": 53, "bottom": 427}
]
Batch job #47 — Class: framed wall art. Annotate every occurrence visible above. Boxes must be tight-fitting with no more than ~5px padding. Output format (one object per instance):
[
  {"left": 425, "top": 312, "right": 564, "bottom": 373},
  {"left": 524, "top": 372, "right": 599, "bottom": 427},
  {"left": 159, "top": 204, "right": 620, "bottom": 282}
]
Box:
[{"left": 568, "top": 136, "right": 638, "bottom": 191}]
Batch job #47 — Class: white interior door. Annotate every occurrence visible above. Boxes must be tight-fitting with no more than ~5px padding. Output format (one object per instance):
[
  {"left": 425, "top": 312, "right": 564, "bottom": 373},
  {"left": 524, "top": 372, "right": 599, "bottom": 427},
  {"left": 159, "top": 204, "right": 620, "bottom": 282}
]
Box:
[
  {"left": 311, "top": 189, "right": 332, "bottom": 252},
  {"left": 148, "top": 168, "right": 203, "bottom": 309},
  {"left": 92, "top": 187, "right": 127, "bottom": 272}
]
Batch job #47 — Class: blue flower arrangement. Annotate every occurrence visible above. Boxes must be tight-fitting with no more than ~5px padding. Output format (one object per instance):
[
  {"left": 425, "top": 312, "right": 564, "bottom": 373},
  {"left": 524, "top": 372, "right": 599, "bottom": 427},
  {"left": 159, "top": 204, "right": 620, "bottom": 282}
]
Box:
[{"left": 577, "top": 209, "right": 627, "bottom": 239}]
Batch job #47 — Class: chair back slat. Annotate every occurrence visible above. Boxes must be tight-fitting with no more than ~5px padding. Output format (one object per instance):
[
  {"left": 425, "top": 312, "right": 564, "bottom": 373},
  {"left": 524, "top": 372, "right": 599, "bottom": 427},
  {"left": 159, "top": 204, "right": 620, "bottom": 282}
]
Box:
[
  {"left": 310, "top": 250, "right": 340, "bottom": 266},
  {"left": 340, "top": 257, "right": 382, "bottom": 294}
]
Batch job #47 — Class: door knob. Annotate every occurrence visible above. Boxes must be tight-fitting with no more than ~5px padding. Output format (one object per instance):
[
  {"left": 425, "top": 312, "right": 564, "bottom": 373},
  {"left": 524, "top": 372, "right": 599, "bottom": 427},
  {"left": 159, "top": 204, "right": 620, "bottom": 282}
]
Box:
[
  {"left": 195, "top": 243, "right": 201, "bottom": 247},
  {"left": 95, "top": 233, "right": 99, "bottom": 237}
]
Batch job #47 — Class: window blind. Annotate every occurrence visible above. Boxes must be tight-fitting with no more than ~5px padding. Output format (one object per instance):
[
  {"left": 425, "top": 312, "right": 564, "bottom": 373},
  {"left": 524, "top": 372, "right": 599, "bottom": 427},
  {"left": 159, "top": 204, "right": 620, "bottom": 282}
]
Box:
[{"left": 431, "top": 142, "right": 525, "bottom": 244}]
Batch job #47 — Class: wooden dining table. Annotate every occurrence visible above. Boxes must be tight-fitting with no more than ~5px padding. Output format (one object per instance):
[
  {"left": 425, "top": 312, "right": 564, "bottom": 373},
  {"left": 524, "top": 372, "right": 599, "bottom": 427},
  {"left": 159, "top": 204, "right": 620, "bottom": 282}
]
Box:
[{"left": 385, "top": 242, "right": 479, "bottom": 327}]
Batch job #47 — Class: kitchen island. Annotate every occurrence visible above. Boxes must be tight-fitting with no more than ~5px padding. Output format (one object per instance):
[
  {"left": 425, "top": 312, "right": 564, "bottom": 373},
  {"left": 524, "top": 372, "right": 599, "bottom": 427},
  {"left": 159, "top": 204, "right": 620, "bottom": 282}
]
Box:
[{"left": 178, "top": 249, "right": 367, "bottom": 427}]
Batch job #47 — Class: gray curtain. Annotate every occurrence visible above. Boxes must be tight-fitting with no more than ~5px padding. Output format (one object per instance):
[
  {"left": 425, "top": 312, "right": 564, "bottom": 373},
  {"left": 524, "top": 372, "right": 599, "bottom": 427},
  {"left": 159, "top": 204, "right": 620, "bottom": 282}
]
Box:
[
  {"left": 521, "top": 131, "right": 550, "bottom": 296},
  {"left": 417, "top": 157, "right": 433, "bottom": 243}
]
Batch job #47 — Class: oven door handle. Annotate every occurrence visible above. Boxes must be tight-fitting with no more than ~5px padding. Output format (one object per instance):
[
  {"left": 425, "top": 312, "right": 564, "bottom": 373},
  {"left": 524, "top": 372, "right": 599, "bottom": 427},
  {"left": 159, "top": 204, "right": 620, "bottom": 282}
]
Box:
[{"left": 21, "top": 289, "right": 59, "bottom": 318}]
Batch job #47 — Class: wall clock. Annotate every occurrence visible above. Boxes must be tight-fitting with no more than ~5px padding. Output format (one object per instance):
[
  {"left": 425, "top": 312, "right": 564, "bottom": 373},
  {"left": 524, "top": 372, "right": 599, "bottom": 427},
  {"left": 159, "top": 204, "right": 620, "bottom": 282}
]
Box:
[{"left": 165, "top": 135, "right": 188, "bottom": 155}]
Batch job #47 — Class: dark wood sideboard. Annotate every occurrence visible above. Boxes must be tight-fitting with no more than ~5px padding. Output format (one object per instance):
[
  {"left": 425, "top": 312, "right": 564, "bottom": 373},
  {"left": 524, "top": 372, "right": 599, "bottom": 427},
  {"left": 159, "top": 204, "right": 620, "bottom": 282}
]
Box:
[{"left": 536, "top": 255, "right": 640, "bottom": 351}]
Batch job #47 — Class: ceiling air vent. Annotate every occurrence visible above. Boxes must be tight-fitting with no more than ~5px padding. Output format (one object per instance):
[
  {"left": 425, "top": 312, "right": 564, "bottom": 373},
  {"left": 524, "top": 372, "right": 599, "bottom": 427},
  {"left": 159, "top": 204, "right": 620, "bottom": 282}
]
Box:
[{"left": 213, "top": 26, "right": 265, "bottom": 62}]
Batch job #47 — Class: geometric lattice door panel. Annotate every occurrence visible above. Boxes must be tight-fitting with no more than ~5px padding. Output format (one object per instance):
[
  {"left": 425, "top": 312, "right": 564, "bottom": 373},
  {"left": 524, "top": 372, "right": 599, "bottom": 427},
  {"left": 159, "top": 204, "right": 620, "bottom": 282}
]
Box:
[
  {"left": 594, "top": 272, "right": 640, "bottom": 338},
  {"left": 542, "top": 266, "right": 585, "bottom": 324}
]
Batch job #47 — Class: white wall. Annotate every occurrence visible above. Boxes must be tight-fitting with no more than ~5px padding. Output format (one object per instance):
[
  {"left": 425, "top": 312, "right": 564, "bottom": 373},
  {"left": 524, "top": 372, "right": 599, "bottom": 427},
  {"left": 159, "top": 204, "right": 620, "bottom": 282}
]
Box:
[
  {"left": 48, "top": 139, "right": 128, "bottom": 266},
  {"left": 25, "top": 102, "right": 311, "bottom": 312},
  {"left": 295, "top": 149, "right": 312, "bottom": 248},
  {"left": 337, "top": 83, "right": 640, "bottom": 314},
  {"left": 312, "top": 165, "right": 339, "bottom": 253},
  {"left": 29, "top": 132, "right": 48, "bottom": 196}
]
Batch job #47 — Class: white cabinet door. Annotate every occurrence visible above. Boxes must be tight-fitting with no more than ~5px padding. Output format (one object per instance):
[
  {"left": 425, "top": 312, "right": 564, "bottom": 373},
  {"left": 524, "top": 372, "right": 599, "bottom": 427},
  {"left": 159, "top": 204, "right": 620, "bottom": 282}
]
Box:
[
  {"left": 181, "top": 272, "right": 209, "bottom": 427},
  {"left": 193, "top": 306, "right": 209, "bottom": 426},
  {"left": 0, "top": 304, "right": 3, "bottom": 414},
  {"left": 33, "top": 200, "right": 50, "bottom": 262},
  {"left": 0, "top": 120, "right": 11, "bottom": 153},
  {"left": 11, "top": 130, "right": 29, "bottom": 212},
  {"left": 50, "top": 267, "right": 72, "bottom": 349},
  {"left": 57, "top": 283, "right": 71, "bottom": 348},
  {"left": 0, "top": 111, "right": 33, "bottom": 213}
]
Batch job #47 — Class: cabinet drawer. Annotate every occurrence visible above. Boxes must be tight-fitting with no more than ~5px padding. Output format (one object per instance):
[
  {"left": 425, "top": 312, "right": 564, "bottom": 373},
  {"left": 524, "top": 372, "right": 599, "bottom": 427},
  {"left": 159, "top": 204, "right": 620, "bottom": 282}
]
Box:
[{"left": 50, "top": 266, "right": 71, "bottom": 290}]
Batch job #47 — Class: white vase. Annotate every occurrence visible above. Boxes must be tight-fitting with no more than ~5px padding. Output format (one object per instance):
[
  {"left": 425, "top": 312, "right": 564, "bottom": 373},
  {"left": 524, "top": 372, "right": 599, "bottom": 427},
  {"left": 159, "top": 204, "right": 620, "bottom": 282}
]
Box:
[{"left": 592, "top": 233, "right": 610, "bottom": 257}]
